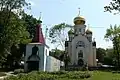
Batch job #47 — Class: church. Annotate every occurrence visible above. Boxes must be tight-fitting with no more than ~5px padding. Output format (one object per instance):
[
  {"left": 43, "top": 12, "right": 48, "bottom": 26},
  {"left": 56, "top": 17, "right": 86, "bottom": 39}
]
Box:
[
  {"left": 65, "top": 12, "right": 97, "bottom": 67},
  {"left": 24, "top": 19, "right": 61, "bottom": 72}
]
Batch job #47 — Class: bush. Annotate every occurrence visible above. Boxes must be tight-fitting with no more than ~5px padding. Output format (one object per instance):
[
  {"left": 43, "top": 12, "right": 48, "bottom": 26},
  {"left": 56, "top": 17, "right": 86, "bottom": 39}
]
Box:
[
  {"left": 65, "top": 71, "right": 91, "bottom": 79},
  {"left": 14, "top": 69, "right": 24, "bottom": 74},
  {"left": 5, "top": 71, "right": 91, "bottom": 80}
]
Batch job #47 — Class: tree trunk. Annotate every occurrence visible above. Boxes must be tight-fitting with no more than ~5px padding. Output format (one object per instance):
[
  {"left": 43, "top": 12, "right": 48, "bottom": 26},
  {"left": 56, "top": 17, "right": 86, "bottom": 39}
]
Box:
[{"left": 114, "top": 36, "right": 120, "bottom": 68}]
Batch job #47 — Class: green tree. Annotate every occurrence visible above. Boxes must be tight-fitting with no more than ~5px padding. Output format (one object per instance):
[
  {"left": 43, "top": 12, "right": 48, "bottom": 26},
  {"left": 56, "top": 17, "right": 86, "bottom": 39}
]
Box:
[
  {"left": 49, "top": 23, "right": 71, "bottom": 49},
  {"left": 104, "top": 0, "right": 120, "bottom": 14},
  {"left": 49, "top": 49, "right": 64, "bottom": 59},
  {"left": 96, "top": 48, "right": 106, "bottom": 63},
  {"left": 22, "top": 13, "right": 41, "bottom": 39},
  {"left": 0, "top": 0, "right": 31, "bottom": 67},
  {"left": 104, "top": 48, "right": 117, "bottom": 65},
  {"left": 104, "top": 25, "right": 120, "bottom": 67}
]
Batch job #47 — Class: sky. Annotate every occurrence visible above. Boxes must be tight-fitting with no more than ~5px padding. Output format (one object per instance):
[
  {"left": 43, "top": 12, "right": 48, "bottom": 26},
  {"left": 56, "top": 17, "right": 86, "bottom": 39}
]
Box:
[{"left": 25, "top": 0, "right": 120, "bottom": 50}]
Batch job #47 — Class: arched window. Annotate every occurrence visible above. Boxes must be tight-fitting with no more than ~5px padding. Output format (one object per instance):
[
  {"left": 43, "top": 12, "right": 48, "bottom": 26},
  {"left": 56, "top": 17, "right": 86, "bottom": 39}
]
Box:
[
  {"left": 78, "top": 50, "right": 83, "bottom": 58},
  {"left": 76, "top": 41, "right": 85, "bottom": 48}
]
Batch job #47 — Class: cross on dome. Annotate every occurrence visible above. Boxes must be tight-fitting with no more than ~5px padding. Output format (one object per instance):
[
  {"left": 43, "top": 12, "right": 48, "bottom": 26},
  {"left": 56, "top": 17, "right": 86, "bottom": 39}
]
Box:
[
  {"left": 78, "top": 8, "right": 80, "bottom": 16},
  {"left": 39, "top": 12, "right": 42, "bottom": 20}
]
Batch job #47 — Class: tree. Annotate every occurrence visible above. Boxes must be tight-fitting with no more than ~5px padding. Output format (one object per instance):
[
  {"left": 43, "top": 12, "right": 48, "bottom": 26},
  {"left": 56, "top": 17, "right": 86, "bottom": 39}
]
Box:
[
  {"left": 96, "top": 48, "right": 106, "bottom": 63},
  {"left": 49, "top": 23, "right": 71, "bottom": 49},
  {"left": 104, "top": 48, "right": 117, "bottom": 65},
  {"left": 104, "top": 0, "right": 120, "bottom": 14},
  {"left": 49, "top": 49, "right": 64, "bottom": 59},
  {"left": 104, "top": 25, "right": 120, "bottom": 67},
  {"left": 21, "top": 13, "right": 40, "bottom": 39},
  {"left": 0, "top": 0, "right": 31, "bottom": 67}
]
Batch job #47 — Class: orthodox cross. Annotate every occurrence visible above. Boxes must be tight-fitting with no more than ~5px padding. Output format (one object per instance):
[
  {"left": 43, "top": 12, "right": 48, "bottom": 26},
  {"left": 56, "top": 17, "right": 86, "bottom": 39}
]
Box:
[
  {"left": 39, "top": 12, "right": 42, "bottom": 20},
  {"left": 78, "top": 8, "right": 80, "bottom": 16}
]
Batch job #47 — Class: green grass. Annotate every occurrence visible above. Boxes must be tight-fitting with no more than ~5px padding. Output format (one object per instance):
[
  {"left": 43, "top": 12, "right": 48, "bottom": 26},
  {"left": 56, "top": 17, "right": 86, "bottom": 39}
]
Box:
[{"left": 87, "top": 71, "right": 120, "bottom": 80}]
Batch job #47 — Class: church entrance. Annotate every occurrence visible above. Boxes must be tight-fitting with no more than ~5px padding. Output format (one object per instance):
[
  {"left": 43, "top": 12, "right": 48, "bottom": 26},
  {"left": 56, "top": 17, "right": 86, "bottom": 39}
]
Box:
[
  {"left": 78, "top": 59, "right": 84, "bottom": 66},
  {"left": 27, "top": 61, "right": 39, "bottom": 72},
  {"left": 27, "top": 45, "right": 40, "bottom": 72}
]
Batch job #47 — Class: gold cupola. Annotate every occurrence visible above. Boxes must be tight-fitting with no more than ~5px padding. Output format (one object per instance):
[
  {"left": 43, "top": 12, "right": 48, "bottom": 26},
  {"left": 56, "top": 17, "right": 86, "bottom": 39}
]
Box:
[{"left": 73, "top": 8, "right": 86, "bottom": 25}]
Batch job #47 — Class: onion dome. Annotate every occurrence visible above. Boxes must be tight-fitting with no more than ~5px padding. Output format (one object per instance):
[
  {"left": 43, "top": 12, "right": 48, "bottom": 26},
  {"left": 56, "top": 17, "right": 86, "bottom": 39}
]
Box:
[
  {"left": 68, "top": 29, "right": 74, "bottom": 35},
  {"left": 86, "top": 29, "right": 92, "bottom": 34},
  {"left": 73, "top": 16, "right": 86, "bottom": 25}
]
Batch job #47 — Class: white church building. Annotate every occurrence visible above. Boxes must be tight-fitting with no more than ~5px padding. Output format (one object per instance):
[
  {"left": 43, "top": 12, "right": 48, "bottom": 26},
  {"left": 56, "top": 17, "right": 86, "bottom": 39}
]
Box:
[
  {"left": 24, "top": 20, "right": 61, "bottom": 72},
  {"left": 65, "top": 13, "right": 97, "bottom": 67}
]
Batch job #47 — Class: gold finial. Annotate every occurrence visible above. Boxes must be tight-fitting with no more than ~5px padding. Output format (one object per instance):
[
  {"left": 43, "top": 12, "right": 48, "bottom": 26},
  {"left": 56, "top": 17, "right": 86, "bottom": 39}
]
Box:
[
  {"left": 39, "top": 12, "right": 42, "bottom": 20},
  {"left": 78, "top": 8, "right": 80, "bottom": 16}
]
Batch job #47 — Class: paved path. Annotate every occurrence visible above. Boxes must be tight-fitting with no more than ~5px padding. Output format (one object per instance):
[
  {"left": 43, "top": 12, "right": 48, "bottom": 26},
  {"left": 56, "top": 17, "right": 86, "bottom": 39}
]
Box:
[{"left": 0, "top": 71, "right": 15, "bottom": 80}]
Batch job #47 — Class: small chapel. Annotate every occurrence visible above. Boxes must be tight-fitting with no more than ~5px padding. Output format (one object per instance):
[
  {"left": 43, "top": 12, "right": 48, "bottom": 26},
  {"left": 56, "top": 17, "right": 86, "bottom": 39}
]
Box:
[
  {"left": 24, "top": 18, "right": 61, "bottom": 72},
  {"left": 65, "top": 10, "right": 97, "bottom": 67}
]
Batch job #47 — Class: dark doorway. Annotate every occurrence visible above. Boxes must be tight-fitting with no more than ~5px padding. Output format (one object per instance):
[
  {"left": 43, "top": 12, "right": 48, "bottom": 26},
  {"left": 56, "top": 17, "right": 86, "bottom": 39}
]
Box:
[
  {"left": 27, "top": 61, "right": 39, "bottom": 72},
  {"left": 78, "top": 59, "right": 84, "bottom": 66}
]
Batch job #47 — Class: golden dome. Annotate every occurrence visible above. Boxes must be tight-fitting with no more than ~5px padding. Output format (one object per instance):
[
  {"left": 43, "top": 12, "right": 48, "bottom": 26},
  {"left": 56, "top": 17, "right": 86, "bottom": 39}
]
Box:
[
  {"left": 73, "top": 16, "right": 86, "bottom": 25},
  {"left": 86, "top": 29, "right": 92, "bottom": 34}
]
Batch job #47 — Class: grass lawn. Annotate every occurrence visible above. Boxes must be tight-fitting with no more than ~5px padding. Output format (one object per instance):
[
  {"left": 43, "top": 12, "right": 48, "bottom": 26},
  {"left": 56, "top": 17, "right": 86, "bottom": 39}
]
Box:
[{"left": 86, "top": 71, "right": 120, "bottom": 80}]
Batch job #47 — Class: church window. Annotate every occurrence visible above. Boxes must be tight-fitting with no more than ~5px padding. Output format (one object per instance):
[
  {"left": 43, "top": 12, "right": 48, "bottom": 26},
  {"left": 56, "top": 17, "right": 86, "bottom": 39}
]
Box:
[
  {"left": 78, "top": 50, "right": 83, "bottom": 58},
  {"left": 76, "top": 41, "right": 85, "bottom": 48},
  {"left": 79, "top": 29, "right": 81, "bottom": 32}
]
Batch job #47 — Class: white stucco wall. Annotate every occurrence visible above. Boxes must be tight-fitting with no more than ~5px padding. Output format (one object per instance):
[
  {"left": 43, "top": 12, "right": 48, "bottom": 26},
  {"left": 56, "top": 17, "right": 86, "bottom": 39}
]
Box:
[
  {"left": 46, "top": 56, "right": 60, "bottom": 72},
  {"left": 71, "top": 35, "right": 89, "bottom": 65}
]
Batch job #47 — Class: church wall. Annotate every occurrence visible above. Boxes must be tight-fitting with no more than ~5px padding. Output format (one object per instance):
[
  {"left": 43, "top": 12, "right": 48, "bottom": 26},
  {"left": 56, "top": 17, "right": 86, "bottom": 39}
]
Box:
[
  {"left": 38, "top": 45, "right": 44, "bottom": 71},
  {"left": 43, "top": 46, "right": 50, "bottom": 71},
  {"left": 88, "top": 43, "right": 94, "bottom": 67},
  {"left": 93, "top": 46, "right": 97, "bottom": 66},
  {"left": 68, "top": 41, "right": 72, "bottom": 65},
  {"left": 71, "top": 35, "right": 89, "bottom": 65},
  {"left": 46, "top": 56, "right": 60, "bottom": 72},
  {"left": 24, "top": 43, "right": 45, "bottom": 72}
]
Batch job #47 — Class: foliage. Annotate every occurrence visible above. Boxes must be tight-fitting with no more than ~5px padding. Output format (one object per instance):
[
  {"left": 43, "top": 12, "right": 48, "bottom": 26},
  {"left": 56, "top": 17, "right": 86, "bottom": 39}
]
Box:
[
  {"left": 21, "top": 13, "right": 41, "bottom": 39},
  {"left": 49, "top": 23, "right": 71, "bottom": 49},
  {"left": 104, "top": 0, "right": 120, "bottom": 14},
  {"left": 96, "top": 48, "right": 106, "bottom": 63},
  {"left": 49, "top": 49, "right": 64, "bottom": 59},
  {"left": 104, "top": 25, "right": 120, "bottom": 67},
  {"left": 0, "top": 0, "right": 31, "bottom": 67},
  {"left": 66, "top": 66, "right": 88, "bottom": 71},
  {"left": 5, "top": 71, "right": 91, "bottom": 80}
]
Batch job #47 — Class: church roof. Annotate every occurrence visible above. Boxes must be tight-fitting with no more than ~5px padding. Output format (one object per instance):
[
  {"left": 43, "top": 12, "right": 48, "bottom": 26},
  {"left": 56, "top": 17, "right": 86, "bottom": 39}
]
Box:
[
  {"left": 32, "top": 21, "right": 45, "bottom": 44},
  {"left": 86, "top": 29, "right": 92, "bottom": 34}
]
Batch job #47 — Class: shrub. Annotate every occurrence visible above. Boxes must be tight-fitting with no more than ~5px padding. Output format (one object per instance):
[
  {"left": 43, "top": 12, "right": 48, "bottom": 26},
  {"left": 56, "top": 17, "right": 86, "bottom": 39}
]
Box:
[
  {"left": 14, "top": 69, "right": 24, "bottom": 74},
  {"left": 5, "top": 71, "right": 91, "bottom": 80}
]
